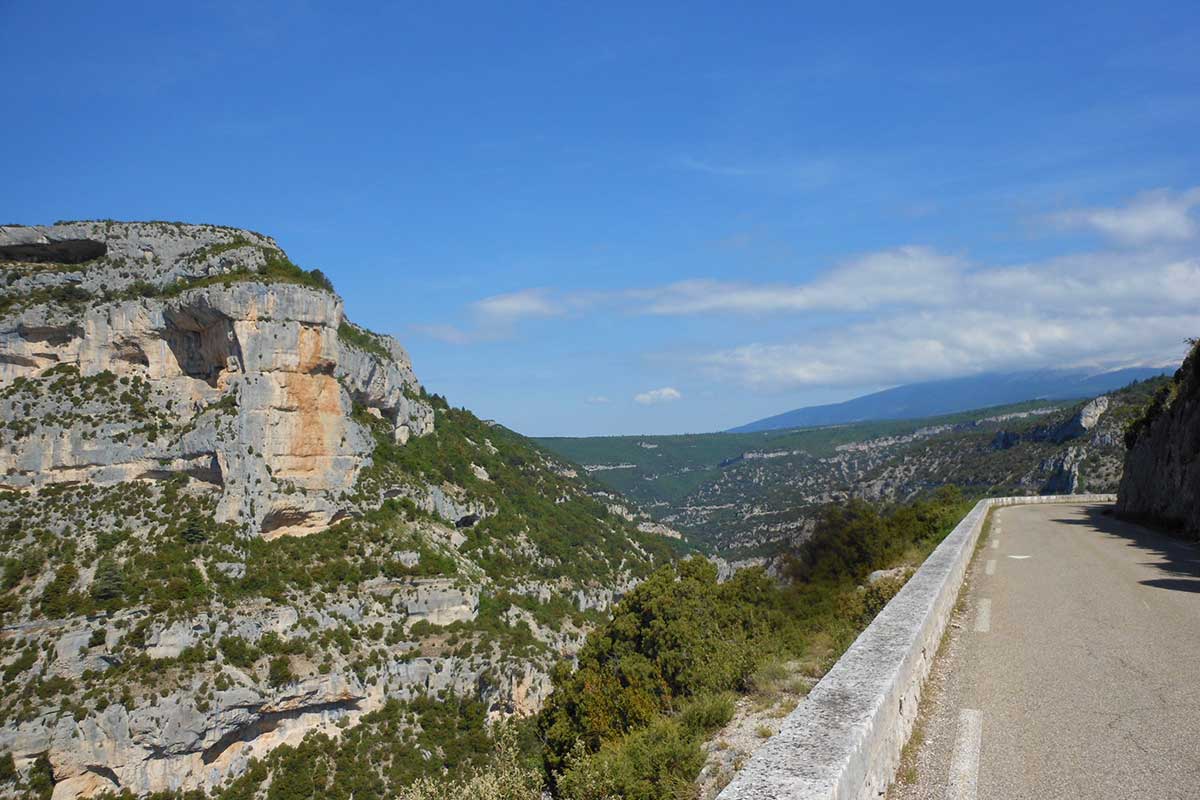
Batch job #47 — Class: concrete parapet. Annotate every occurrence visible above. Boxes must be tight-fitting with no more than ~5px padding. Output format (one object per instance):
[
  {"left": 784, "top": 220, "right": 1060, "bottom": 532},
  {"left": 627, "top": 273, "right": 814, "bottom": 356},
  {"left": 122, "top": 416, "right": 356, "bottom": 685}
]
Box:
[{"left": 716, "top": 494, "right": 1115, "bottom": 800}]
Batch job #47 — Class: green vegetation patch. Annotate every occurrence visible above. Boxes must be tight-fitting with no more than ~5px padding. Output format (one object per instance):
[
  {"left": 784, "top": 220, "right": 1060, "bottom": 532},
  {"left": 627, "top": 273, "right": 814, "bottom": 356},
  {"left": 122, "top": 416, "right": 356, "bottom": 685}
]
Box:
[
  {"left": 338, "top": 321, "right": 393, "bottom": 361},
  {"left": 538, "top": 487, "right": 970, "bottom": 798}
]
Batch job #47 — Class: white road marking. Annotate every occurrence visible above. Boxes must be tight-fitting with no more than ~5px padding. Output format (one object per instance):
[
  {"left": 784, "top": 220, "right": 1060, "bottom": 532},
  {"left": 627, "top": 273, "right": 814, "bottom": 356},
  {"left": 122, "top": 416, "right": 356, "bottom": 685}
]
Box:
[
  {"left": 1007, "top": 555, "right": 1031, "bottom": 560},
  {"left": 974, "top": 599, "right": 991, "bottom": 633},
  {"left": 948, "top": 708, "right": 983, "bottom": 800},
  {"left": 991, "top": 539, "right": 999, "bottom": 549},
  {"left": 984, "top": 559, "right": 996, "bottom": 575}
]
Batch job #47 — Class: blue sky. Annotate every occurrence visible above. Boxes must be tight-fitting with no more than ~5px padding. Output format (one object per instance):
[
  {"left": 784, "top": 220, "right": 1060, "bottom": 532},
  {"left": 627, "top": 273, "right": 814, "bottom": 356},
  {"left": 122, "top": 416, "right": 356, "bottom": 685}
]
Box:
[{"left": 3, "top": 1, "right": 1199, "bottom": 435}]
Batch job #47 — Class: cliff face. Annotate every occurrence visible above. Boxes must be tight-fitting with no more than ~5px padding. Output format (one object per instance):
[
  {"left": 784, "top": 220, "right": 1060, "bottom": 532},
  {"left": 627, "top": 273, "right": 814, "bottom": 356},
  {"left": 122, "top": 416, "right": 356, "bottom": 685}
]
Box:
[
  {"left": 0, "top": 222, "right": 435, "bottom": 539},
  {"left": 1117, "top": 342, "right": 1200, "bottom": 536},
  {"left": 0, "top": 222, "right": 671, "bottom": 799}
]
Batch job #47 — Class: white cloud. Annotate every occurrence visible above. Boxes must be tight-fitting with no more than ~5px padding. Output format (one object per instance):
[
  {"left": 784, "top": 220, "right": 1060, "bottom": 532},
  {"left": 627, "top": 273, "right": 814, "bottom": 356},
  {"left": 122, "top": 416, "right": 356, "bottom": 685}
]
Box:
[
  {"left": 634, "top": 387, "right": 682, "bottom": 405},
  {"left": 1046, "top": 187, "right": 1200, "bottom": 244},
  {"left": 586, "top": 395, "right": 611, "bottom": 405},
  {"left": 697, "top": 306, "right": 1194, "bottom": 390},
  {"left": 410, "top": 323, "right": 473, "bottom": 344},
  {"left": 473, "top": 288, "right": 563, "bottom": 320},
  {"left": 692, "top": 242, "right": 1200, "bottom": 390},
  {"left": 413, "top": 288, "right": 567, "bottom": 344},
  {"left": 632, "top": 246, "right": 963, "bottom": 315},
  {"left": 423, "top": 188, "right": 1200, "bottom": 387}
]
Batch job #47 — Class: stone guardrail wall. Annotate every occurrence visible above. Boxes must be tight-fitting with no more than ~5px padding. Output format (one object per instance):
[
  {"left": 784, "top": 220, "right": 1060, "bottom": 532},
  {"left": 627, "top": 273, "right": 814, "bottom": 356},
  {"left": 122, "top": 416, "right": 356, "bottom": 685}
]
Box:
[{"left": 717, "top": 493, "right": 1116, "bottom": 800}]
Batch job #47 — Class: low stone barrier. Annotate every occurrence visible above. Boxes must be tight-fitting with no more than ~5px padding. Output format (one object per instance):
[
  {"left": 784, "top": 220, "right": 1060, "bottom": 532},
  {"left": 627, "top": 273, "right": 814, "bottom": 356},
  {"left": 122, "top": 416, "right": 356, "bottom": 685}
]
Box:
[{"left": 716, "top": 494, "right": 1116, "bottom": 800}]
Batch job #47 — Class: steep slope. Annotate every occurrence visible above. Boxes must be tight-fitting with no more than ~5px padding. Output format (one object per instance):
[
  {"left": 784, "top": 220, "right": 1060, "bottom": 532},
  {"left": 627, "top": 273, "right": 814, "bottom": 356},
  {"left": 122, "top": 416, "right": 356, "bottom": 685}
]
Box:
[
  {"left": 1117, "top": 340, "right": 1200, "bottom": 536},
  {"left": 729, "top": 367, "right": 1173, "bottom": 433},
  {"left": 0, "top": 222, "right": 674, "bottom": 799}
]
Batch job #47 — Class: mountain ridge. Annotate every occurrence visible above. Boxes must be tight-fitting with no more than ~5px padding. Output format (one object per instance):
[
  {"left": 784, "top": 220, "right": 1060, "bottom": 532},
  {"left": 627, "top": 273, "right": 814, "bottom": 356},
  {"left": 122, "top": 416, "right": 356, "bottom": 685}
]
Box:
[{"left": 729, "top": 367, "right": 1175, "bottom": 433}]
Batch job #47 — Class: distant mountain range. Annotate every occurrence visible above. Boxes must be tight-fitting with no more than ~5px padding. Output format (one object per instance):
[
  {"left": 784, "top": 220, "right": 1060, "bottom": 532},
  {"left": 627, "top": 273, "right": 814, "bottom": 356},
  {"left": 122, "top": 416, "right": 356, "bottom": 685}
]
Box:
[{"left": 729, "top": 367, "right": 1176, "bottom": 433}]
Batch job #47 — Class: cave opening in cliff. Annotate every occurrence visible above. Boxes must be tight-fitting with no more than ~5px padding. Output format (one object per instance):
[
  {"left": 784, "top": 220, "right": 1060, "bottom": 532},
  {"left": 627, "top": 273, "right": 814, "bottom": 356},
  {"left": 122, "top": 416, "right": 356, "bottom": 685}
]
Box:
[
  {"left": 163, "top": 306, "right": 242, "bottom": 387},
  {"left": 0, "top": 238, "right": 106, "bottom": 264}
]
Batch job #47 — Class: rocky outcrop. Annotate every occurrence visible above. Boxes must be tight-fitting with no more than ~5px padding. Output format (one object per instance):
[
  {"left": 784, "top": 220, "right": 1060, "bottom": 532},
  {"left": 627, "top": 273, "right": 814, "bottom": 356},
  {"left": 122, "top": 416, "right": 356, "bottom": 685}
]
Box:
[
  {"left": 0, "top": 674, "right": 366, "bottom": 800},
  {"left": 1118, "top": 346, "right": 1200, "bottom": 536},
  {"left": 992, "top": 396, "right": 1110, "bottom": 451},
  {"left": 1045, "top": 395, "right": 1109, "bottom": 443},
  {"left": 400, "top": 579, "right": 480, "bottom": 626},
  {"left": 0, "top": 222, "right": 435, "bottom": 538},
  {"left": 1041, "top": 447, "right": 1082, "bottom": 494}
]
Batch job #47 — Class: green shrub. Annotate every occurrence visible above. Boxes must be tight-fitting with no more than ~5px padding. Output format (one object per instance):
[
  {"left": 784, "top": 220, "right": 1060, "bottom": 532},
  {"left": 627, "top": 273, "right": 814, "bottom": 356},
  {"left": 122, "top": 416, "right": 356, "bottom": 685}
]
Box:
[
  {"left": 399, "top": 725, "right": 541, "bottom": 800},
  {"left": 677, "top": 693, "right": 735, "bottom": 737},
  {"left": 219, "top": 636, "right": 260, "bottom": 669},
  {"left": 268, "top": 656, "right": 294, "bottom": 687},
  {"left": 39, "top": 564, "right": 89, "bottom": 618},
  {"left": 2, "top": 648, "right": 36, "bottom": 684},
  {"left": 91, "top": 558, "right": 125, "bottom": 603},
  {"left": 557, "top": 717, "right": 705, "bottom": 800}
]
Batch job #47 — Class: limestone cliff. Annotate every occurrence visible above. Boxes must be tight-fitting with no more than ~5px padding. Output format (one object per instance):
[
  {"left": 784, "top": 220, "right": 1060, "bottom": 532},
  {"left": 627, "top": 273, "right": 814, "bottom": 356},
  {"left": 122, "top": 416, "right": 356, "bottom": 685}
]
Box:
[
  {"left": 1117, "top": 341, "right": 1200, "bottom": 536},
  {"left": 0, "top": 221, "right": 436, "bottom": 539},
  {"left": 0, "top": 222, "right": 672, "bottom": 799}
]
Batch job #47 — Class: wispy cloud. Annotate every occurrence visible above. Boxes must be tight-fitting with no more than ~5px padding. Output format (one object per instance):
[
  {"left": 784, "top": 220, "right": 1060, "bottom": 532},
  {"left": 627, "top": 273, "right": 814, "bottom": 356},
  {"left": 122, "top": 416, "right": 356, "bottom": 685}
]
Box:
[
  {"left": 1046, "top": 187, "right": 1200, "bottom": 244},
  {"left": 473, "top": 288, "right": 565, "bottom": 321},
  {"left": 671, "top": 155, "right": 837, "bottom": 189},
  {"left": 410, "top": 323, "right": 475, "bottom": 345},
  {"left": 696, "top": 309, "right": 1191, "bottom": 390},
  {"left": 695, "top": 246, "right": 1200, "bottom": 389},
  {"left": 631, "top": 246, "right": 963, "bottom": 314},
  {"left": 586, "top": 395, "right": 611, "bottom": 405},
  {"left": 634, "top": 387, "right": 682, "bottom": 405},
  {"left": 418, "top": 188, "right": 1200, "bottom": 391},
  {"left": 413, "top": 288, "right": 571, "bottom": 344}
]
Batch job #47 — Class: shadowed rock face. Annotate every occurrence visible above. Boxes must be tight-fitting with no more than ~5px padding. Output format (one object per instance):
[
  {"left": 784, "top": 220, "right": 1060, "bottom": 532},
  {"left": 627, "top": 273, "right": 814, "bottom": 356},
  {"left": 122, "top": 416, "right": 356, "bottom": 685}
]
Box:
[
  {"left": 0, "top": 238, "right": 106, "bottom": 264},
  {"left": 1118, "top": 344, "right": 1200, "bottom": 536}
]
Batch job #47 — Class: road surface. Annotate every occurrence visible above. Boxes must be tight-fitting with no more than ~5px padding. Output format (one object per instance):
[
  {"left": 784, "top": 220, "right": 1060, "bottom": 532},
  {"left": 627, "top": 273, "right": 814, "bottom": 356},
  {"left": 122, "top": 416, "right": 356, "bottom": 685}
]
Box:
[{"left": 890, "top": 502, "right": 1200, "bottom": 800}]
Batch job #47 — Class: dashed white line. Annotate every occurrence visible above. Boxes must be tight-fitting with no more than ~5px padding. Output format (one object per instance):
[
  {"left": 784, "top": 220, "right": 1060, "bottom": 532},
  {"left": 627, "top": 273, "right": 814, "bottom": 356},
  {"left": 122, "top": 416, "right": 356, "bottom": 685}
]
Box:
[
  {"left": 948, "top": 708, "right": 983, "bottom": 800},
  {"left": 1008, "top": 555, "right": 1031, "bottom": 560},
  {"left": 991, "top": 539, "right": 999, "bottom": 550},
  {"left": 985, "top": 559, "right": 996, "bottom": 575},
  {"left": 974, "top": 598, "right": 992, "bottom": 633}
]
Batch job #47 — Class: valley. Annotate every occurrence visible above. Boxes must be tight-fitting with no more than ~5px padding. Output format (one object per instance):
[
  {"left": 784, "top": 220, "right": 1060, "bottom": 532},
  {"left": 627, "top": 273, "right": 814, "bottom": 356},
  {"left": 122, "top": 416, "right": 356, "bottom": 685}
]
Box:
[{"left": 539, "top": 380, "right": 1167, "bottom": 554}]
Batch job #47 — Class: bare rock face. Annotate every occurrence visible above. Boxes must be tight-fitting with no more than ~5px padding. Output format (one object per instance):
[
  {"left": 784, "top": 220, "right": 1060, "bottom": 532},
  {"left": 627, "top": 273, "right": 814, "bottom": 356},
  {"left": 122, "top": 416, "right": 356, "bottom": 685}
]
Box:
[
  {"left": 402, "top": 579, "right": 480, "bottom": 626},
  {"left": 1040, "top": 446, "right": 1082, "bottom": 494},
  {"left": 1046, "top": 395, "right": 1109, "bottom": 443},
  {"left": 1118, "top": 347, "right": 1200, "bottom": 536},
  {"left": 0, "top": 672, "right": 366, "bottom": 800},
  {"left": 0, "top": 221, "right": 435, "bottom": 538}
]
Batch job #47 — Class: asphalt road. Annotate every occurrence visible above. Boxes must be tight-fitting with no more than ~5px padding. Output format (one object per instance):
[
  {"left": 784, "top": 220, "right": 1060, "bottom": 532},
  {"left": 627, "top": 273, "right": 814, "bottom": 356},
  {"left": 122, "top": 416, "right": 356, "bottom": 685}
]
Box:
[{"left": 890, "top": 503, "right": 1200, "bottom": 800}]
